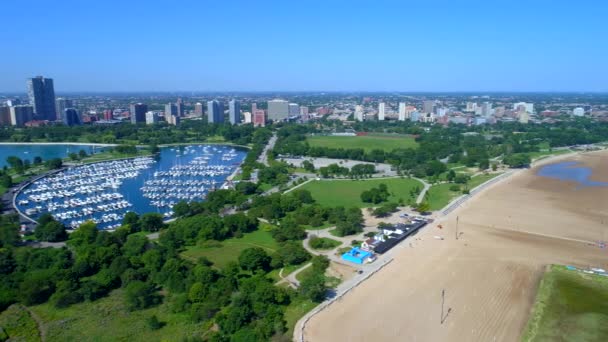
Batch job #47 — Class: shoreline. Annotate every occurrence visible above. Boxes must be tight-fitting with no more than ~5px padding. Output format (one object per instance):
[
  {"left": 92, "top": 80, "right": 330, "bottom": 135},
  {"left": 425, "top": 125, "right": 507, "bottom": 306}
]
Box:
[
  {"left": 0, "top": 142, "right": 117, "bottom": 147},
  {"left": 297, "top": 148, "right": 602, "bottom": 341}
]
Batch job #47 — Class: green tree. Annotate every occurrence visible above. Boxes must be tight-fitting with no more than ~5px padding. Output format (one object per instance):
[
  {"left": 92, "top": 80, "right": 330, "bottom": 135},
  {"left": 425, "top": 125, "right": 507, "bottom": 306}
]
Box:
[
  {"left": 124, "top": 281, "right": 160, "bottom": 311},
  {"left": 238, "top": 247, "right": 271, "bottom": 272},
  {"left": 139, "top": 213, "right": 164, "bottom": 232},
  {"left": 299, "top": 273, "right": 327, "bottom": 302},
  {"left": 34, "top": 220, "right": 67, "bottom": 242}
]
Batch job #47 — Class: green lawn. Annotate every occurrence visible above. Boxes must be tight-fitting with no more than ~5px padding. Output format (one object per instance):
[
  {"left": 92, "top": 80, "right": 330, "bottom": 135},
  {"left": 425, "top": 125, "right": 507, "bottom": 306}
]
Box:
[
  {"left": 284, "top": 298, "right": 317, "bottom": 337},
  {"left": 467, "top": 172, "right": 503, "bottom": 189},
  {"left": 0, "top": 304, "right": 40, "bottom": 341},
  {"left": 306, "top": 134, "right": 418, "bottom": 152},
  {"left": 180, "top": 229, "right": 279, "bottom": 269},
  {"left": 426, "top": 173, "right": 502, "bottom": 211},
  {"left": 299, "top": 177, "right": 423, "bottom": 208},
  {"left": 522, "top": 265, "right": 608, "bottom": 342},
  {"left": 426, "top": 183, "right": 462, "bottom": 211},
  {"left": 30, "top": 289, "right": 210, "bottom": 342},
  {"left": 308, "top": 237, "right": 342, "bottom": 250}
]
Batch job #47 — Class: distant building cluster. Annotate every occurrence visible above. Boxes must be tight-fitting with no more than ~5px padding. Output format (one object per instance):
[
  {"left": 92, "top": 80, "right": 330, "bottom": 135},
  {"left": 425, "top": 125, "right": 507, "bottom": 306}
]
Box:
[{"left": 2, "top": 76, "right": 606, "bottom": 127}]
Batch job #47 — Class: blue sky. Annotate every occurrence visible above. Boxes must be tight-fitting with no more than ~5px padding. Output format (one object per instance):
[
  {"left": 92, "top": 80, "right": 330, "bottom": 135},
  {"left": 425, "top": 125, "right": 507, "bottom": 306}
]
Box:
[{"left": 1, "top": 0, "right": 607, "bottom": 92}]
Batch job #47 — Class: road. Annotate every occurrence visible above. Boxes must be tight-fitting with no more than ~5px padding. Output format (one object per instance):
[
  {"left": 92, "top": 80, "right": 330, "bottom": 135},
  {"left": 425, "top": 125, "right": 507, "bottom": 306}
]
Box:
[{"left": 257, "top": 133, "right": 277, "bottom": 166}]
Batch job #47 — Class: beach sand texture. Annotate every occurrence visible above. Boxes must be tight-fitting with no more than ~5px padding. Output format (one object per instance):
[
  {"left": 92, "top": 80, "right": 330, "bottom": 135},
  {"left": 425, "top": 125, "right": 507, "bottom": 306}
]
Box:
[{"left": 304, "top": 150, "right": 608, "bottom": 342}]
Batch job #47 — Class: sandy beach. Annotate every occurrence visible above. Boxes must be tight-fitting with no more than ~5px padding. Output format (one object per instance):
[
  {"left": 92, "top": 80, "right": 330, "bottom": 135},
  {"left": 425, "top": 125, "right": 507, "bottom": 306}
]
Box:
[{"left": 303, "top": 150, "right": 608, "bottom": 342}]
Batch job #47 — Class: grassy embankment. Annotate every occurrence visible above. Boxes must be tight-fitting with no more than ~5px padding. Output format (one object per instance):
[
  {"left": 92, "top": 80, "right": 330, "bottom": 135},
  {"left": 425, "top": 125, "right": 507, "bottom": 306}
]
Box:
[
  {"left": 522, "top": 265, "right": 608, "bottom": 342},
  {"left": 425, "top": 173, "right": 502, "bottom": 211}
]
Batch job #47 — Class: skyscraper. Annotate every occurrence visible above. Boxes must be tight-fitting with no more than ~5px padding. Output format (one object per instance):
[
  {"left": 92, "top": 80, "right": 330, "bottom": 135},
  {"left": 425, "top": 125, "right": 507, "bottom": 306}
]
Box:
[
  {"left": 194, "top": 102, "right": 204, "bottom": 117},
  {"left": 378, "top": 102, "right": 385, "bottom": 121},
  {"left": 55, "top": 98, "right": 73, "bottom": 123},
  {"left": 398, "top": 102, "right": 406, "bottom": 121},
  {"left": 267, "top": 99, "right": 289, "bottom": 121},
  {"left": 130, "top": 103, "right": 148, "bottom": 124},
  {"left": 207, "top": 100, "right": 224, "bottom": 123},
  {"left": 355, "top": 105, "right": 364, "bottom": 121},
  {"left": 176, "top": 98, "right": 184, "bottom": 116},
  {"left": 229, "top": 99, "right": 241, "bottom": 125},
  {"left": 165, "top": 103, "right": 177, "bottom": 118},
  {"left": 481, "top": 102, "right": 493, "bottom": 118},
  {"left": 0, "top": 106, "right": 11, "bottom": 125},
  {"left": 63, "top": 108, "right": 81, "bottom": 126},
  {"left": 146, "top": 111, "right": 159, "bottom": 124},
  {"left": 288, "top": 103, "right": 300, "bottom": 118},
  {"left": 9, "top": 105, "right": 34, "bottom": 126},
  {"left": 423, "top": 100, "right": 434, "bottom": 114},
  {"left": 103, "top": 110, "right": 113, "bottom": 121},
  {"left": 253, "top": 109, "right": 266, "bottom": 127},
  {"left": 27, "top": 76, "right": 56, "bottom": 120}
]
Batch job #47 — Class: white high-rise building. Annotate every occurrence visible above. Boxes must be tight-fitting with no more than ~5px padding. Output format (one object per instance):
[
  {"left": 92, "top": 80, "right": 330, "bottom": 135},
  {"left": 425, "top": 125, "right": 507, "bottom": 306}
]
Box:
[
  {"left": 398, "top": 102, "right": 406, "bottom": 121},
  {"left": 243, "top": 111, "right": 252, "bottom": 123},
  {"left": 378, "top": 102, "right": 385, "bottom": 121},
  {"left": 465, "top": 102, "right": 477, "bottom": 112},
  {"left": 145, "top": 111, "right": 159, "bottom": 125},
  {"left": 513, "top": 102, "right": 534, "bottom": 114},
  {"left": 572, "top": 107, "right": 585, "bottom": 117},
  {"left": 481, "top": 102, "right": 493, "bottom": 118},
  {"left": 267, "top": 99, "right": 289, "bottom": 121},
  {"left": 355, "top": 105, "right": 364, "bottom": 121}
]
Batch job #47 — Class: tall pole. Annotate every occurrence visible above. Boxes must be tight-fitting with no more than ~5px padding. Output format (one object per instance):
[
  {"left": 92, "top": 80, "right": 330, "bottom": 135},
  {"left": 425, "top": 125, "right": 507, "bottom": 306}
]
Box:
[
  {"left": 455, "top": 216, "right": 459, "bottom": 240},
  {"left": 441, "top": 289, "right": 445, "bottom": 324}
]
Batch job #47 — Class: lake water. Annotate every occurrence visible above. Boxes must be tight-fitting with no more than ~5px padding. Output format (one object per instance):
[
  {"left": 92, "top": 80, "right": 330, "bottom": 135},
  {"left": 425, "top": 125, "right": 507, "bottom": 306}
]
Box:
[
  {"left": 0, "top": 143, "right": 108, "bottom": 168},
  {"left": 536, "top": 161, "right": 608, "bottom": 188},
  {"left": 13, "top": 144, "right": 247, "bottom": 230}
]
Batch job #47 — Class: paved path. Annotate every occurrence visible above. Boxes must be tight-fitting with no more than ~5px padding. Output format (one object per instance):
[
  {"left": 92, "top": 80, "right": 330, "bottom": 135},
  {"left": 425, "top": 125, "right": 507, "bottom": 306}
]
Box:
[
  {"left": 413, "top": 177, "right": 430, "bottom": 204},
  {"left": 257, "top": 133, "right": 277, "bottom": 166},
  {"left": 276, "top": 262, "right": 312, "bottom": 288}
]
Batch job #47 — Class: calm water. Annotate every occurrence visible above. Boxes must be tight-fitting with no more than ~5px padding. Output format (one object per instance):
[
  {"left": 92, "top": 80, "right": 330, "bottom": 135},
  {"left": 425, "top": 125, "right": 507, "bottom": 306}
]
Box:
[
  {"left": 0, "top": 144, "right": 107, "bottom": 167},
  {"left": 536, "top": 161, "right": 608, "bottom": 188},
  {"left": 14, "top": 144, "right": 246, "bottom": 229}
]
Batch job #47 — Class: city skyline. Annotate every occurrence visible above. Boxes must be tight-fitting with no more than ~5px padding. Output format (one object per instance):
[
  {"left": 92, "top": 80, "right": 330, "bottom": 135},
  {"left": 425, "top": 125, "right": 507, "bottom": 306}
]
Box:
[{"left": 1, "top": 1, "right": 607, "bottom": 92}]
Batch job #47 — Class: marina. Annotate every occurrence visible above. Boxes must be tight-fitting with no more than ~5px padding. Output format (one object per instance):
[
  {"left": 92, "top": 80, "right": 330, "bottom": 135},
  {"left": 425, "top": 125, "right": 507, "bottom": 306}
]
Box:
[{"left": 14, "top": 144, "right": 246, "bottom": 230}]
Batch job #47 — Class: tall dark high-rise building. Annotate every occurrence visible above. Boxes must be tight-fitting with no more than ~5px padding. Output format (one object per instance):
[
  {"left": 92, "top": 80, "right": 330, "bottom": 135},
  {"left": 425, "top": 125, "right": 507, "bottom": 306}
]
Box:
[
  {"left": 207, "top": 100, "right": 224, "bottom": 124},
  {"left": 229, "top": 99, "right": 241, "bottom": 125},
  {"left": 63, "top": 108, "right": 81, "bottom": 126},
  {"left": 130, "top": 103, "right": 148, "bottom": 124},
  {"left": 176, "top": 98, "right": 184, "bottom": 116},
  {"left": 27, "top": 76, "right": 57, "bottom": 120}
]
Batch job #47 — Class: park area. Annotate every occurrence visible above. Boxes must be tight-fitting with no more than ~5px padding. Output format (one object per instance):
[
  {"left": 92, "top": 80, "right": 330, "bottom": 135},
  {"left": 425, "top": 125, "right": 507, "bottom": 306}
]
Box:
[
  {"left": 523, "top": 265, "right": 608, "bottom": 342},
  {"left": 180, "top": 225, "right": 278, "bottom": 269},
  {"left": 298, "top": 177, "right": 423, "bottom": 208},
  {"left": 306, "top": 134, "right": 418, "bottom": 152},
  {"left": 426, "top": 173, "right": 502, "bottom": 210}
]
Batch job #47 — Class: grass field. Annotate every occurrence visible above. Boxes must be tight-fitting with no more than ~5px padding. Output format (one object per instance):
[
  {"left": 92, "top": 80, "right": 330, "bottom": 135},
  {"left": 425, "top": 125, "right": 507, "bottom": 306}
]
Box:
[
  {"left": 306, "top": 134, "right": 418, "bottom": 152},
  {"left": 426, "top": 173, "right": 502, "bottom": 211},
  {"left": 522, "top": 265, "right": 608, "bottom": 342},
  {"left": 299, "top": 177, "right": 423, "bottom": 208},
  {"left": 30, "top": 289, "right": 209, "bottom": 342},
  {"left": 180, "top": 228, "right": 279, "bottom": 269},
  {"left": 0, "top": 304, "right": 41, "bottom": 341}
]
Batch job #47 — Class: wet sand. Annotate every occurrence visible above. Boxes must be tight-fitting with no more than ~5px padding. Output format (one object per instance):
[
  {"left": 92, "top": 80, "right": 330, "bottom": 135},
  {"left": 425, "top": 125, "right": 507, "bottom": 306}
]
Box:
[{"left": 303, "top": 150, "right": 608, "bottom": 342}]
